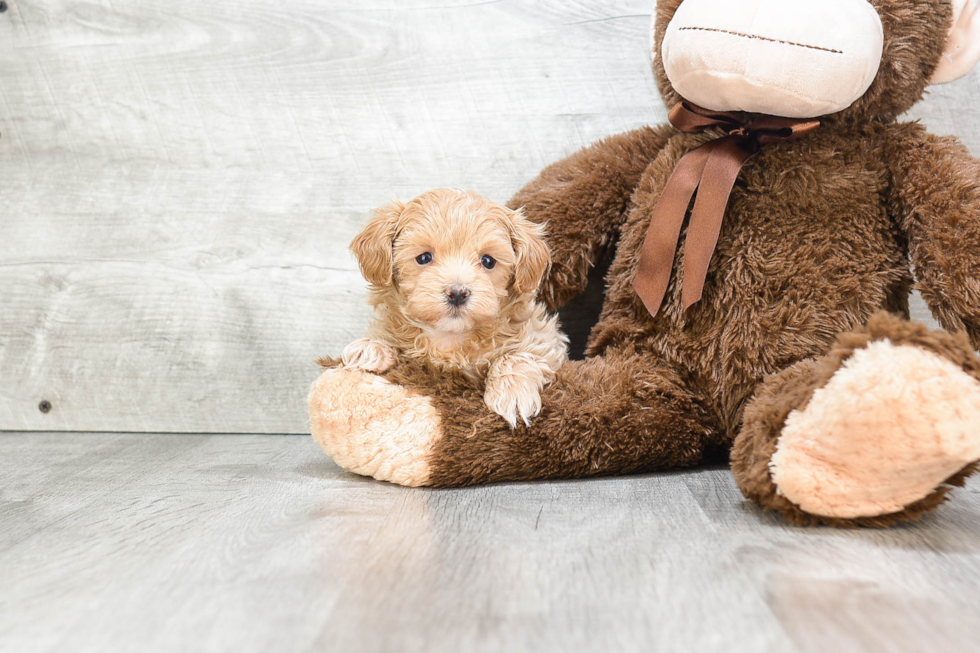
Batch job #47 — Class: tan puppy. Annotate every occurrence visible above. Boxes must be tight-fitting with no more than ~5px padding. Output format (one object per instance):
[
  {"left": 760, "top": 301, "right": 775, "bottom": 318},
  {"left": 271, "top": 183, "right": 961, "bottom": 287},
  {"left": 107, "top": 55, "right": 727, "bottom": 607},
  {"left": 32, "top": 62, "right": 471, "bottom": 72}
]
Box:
[{"left": 341, "top": 188, "right": 568, "bottom": 428}]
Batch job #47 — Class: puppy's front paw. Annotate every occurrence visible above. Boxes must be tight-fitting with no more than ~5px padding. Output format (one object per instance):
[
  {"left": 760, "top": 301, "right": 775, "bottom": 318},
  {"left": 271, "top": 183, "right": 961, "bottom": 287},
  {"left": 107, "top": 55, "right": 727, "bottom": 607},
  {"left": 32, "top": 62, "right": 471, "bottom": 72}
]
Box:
[
  {"left": 484, "top": 373, "right": 543, "bottom": 429},
  {"left": 342, "top": 338, "right": 398, "bottom": 373}
]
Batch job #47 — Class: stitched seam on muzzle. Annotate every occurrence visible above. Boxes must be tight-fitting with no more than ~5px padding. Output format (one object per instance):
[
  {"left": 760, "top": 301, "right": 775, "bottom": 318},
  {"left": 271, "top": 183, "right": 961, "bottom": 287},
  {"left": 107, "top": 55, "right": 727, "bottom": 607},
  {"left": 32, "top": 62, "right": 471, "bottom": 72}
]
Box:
[{"left": 678, "top": 27, "right": 843, "bottom": 55}]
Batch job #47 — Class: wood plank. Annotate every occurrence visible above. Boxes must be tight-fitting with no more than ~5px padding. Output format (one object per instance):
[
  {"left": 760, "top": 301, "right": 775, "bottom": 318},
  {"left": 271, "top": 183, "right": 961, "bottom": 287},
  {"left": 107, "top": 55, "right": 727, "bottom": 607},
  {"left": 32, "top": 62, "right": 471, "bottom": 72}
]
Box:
[
  {"left": 0, "top": 0, "right": 970, "bottom": 432},
  {"left": 0, "top": 0, "right": 665, "bottom": 433},
  {"left": 3, "top": 432, "right": 980, "bottom": 652}
]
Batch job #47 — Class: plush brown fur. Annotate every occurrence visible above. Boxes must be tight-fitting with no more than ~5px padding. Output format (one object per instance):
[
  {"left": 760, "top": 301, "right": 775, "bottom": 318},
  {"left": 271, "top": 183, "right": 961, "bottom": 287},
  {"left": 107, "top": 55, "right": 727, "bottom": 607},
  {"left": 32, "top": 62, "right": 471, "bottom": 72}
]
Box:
[
  {"left": 315, "top": 0, "right": 980, "bottom": 526},
  {"left": 388, "top": 348, "right": 720, "bottom": 486}
]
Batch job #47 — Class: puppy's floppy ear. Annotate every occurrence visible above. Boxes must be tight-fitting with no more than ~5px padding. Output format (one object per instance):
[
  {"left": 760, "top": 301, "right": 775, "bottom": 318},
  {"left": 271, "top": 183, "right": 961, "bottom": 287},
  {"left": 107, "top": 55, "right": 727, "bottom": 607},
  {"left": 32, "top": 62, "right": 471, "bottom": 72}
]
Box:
[
  {"left": 507, "top": 207, "right": 551, "bottom": 294},
  {"left": 350, "top": 200, "right": 405, "bottom": 286}
]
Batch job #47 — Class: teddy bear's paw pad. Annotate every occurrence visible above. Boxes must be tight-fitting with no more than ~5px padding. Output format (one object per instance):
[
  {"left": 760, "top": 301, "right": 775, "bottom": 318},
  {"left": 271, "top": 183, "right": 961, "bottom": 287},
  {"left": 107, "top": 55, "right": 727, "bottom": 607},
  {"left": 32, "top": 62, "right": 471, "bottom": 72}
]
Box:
[
  {"left": 770, "top": 340, "right": 980, "bottom": 519},
  {"left": 307, "top": 367, "right": 442, "bottom": 486}
]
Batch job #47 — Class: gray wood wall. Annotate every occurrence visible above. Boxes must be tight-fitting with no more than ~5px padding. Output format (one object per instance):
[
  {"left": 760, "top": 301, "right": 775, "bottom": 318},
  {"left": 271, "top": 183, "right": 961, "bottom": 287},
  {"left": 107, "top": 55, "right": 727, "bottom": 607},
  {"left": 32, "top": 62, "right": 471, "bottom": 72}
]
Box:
[{"left": 1, "top": 0, "right": 977, "bottom": 434}]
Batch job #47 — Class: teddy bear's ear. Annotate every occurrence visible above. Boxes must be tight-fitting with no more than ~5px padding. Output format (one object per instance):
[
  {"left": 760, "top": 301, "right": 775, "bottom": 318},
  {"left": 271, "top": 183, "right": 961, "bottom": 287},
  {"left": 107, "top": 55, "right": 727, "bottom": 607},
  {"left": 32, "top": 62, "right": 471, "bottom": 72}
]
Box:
[
  {"left": 349, "top": 200, "right": 405, "bottom": 287},
  {"left": 931, "top": 0, "right": 980, "bottom": 84},
  {"left": 507, "top": 208, "right": 551, "bottom": 295}
]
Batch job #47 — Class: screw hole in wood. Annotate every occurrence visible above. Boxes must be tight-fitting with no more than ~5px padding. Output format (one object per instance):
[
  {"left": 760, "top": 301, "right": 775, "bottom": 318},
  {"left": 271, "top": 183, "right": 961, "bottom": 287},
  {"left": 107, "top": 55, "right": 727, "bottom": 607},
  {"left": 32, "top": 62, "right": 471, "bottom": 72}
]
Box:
[{"left": 38, "top": 400, "right": 52, "bottom": 414}]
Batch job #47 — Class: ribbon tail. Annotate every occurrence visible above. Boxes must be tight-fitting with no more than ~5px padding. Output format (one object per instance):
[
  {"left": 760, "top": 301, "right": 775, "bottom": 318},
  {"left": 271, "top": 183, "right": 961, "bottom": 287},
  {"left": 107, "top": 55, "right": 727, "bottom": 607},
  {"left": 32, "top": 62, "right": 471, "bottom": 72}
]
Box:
[
  {"left": 669, "top": 102, "right": 742, "bottom": 132},
  {"left": 681, "top": 137, "right": 756, "bottom": 311},
  {"left": 633, "top": 143, "right": 713, "bottom": 317}
]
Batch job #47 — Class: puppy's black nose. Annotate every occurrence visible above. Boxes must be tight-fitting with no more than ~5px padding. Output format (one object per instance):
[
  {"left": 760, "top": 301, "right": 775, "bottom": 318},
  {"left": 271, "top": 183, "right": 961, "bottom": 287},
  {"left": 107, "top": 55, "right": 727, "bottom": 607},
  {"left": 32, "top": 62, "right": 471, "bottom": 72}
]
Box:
[{"left": 446, "top": 285, "right": 471, "bottom": 307}]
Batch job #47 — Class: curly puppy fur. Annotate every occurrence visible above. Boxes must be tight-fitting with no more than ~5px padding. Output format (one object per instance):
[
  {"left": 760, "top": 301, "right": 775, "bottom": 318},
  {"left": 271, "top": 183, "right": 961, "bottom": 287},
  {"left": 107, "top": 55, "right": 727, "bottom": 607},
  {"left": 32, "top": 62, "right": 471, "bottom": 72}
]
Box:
[{"left": 336, "top": 188, "right": 568, "bottom": 428}]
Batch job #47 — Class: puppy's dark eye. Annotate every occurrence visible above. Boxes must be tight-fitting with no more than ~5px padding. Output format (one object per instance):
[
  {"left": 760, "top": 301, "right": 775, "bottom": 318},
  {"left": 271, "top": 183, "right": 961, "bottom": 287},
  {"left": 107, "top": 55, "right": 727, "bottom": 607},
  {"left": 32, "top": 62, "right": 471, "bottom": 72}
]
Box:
[
  {"left": 480, "top": 255, "right": 496, "bottom": 270},
  {"left": 416, "top": 252, "right": 433, "bottom": 265}
]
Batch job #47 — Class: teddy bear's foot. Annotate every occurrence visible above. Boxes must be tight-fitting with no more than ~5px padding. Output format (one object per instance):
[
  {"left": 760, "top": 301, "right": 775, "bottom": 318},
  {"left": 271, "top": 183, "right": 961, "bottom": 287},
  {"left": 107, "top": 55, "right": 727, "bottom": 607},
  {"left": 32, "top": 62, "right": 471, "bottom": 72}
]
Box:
[
  {"left": 733, "top": 313, "right": 980, "bottom": 526},
  {"left": 771, "top": 340, "right": 980, "bottom": 518},
  {"left": 307, "top": 367, "right": 443, "bottom": 486}
]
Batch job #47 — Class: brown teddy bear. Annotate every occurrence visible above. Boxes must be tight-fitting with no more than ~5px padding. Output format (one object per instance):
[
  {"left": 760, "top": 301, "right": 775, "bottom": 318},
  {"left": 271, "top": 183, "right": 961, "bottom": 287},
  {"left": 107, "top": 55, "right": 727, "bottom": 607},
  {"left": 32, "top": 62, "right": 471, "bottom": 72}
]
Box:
[{"left": 309, "top": 0, "right": 980, "bottom": 527}]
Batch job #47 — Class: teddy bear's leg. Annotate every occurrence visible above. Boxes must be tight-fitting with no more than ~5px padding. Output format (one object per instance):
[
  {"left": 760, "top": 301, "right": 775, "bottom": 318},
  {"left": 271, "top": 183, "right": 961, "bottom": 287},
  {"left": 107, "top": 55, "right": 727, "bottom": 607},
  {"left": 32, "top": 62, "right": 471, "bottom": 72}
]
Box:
[
  {"left": 732, "top": 312, "right": 980, "bottom": 527},
  {"left": 309, "top": 349, "right": 720, "bottom": 487},
  {"left": 308, "top": 367, "right": 443, "bottom": 487}
]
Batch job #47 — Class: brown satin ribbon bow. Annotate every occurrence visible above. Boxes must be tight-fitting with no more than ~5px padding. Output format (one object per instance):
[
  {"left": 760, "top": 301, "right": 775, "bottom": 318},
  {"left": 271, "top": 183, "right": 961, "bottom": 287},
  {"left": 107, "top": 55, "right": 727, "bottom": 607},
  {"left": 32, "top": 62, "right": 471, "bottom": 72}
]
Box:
[{"left": 633, "top": 101, "right": 821, "bottom": 317}]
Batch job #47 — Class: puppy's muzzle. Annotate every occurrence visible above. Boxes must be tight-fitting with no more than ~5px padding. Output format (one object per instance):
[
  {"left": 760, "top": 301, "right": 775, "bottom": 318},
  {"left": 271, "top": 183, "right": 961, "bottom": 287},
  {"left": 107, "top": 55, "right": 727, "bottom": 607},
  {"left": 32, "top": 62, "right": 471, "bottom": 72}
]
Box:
[{"left": 446, "top": 285, "right": 471, "bottom": 307}]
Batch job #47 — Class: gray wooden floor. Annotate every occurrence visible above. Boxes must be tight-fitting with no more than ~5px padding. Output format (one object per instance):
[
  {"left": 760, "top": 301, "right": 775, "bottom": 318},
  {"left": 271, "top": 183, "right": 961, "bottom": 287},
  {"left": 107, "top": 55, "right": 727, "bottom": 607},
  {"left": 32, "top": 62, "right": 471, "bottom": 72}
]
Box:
[{"left": 3, "top": 432, "right": 980, "bottom": 653}]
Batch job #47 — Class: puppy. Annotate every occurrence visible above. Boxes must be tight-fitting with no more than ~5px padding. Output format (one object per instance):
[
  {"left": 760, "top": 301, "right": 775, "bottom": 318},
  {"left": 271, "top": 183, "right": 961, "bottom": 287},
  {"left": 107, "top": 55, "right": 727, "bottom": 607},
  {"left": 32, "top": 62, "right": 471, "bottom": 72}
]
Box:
[{"left": 340, "top": 188, "right": 568, "bottom": 428}]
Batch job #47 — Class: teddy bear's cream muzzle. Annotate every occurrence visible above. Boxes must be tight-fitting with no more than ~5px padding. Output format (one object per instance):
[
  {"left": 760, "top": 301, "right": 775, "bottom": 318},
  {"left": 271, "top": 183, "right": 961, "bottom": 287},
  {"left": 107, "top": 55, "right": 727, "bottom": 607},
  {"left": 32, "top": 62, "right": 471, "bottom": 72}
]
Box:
[{"left": 660, "top": 0, "right": 884, "bottom": 118}]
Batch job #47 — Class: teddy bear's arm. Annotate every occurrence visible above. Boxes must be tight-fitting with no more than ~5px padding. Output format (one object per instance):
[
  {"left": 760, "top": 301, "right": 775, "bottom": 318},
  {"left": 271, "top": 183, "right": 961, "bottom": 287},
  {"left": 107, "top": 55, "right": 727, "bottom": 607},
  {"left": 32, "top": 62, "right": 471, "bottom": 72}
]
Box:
[
  {"left": 888, "top": 126, "right": 980, "bottom": 351},
  {"left": 507, "top": 124, "right": 676, "bottom": 311}
]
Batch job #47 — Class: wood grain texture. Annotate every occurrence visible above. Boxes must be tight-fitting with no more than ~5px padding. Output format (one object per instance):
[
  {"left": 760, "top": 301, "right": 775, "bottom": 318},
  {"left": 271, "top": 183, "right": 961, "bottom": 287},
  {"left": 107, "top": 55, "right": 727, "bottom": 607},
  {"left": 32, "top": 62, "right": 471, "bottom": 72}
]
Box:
[
  {"left": 3, "top": 431, "right": 980, "bottom": 653},
  {"left": 0, "top": 0, "right": 970, "bottom": 432}
]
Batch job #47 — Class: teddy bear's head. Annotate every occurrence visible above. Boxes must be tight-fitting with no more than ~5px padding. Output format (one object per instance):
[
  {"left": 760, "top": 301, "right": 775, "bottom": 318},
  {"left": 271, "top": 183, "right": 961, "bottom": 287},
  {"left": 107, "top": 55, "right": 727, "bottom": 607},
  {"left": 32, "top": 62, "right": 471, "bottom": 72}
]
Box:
[{"left": 651, "top": 0, "right": 980, "bottom": 122}]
